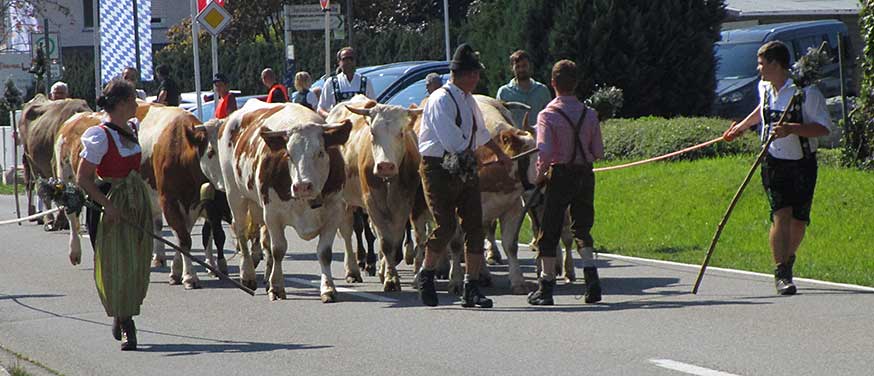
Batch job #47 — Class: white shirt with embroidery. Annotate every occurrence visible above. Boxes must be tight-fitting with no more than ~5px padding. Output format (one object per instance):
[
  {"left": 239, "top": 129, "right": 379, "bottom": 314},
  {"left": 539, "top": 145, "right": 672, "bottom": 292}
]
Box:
[
  {"left": 317, "top": 72, "right": 376, "bottom": 112},
  {"left": 757, "top": 79, "right": 833, "bottom": 160},
  {"left": 79, "top": 122, "right": 142, "bottom": 165},
  {"left": 418, "top": 83, "right": 492, "bottom": 158}
]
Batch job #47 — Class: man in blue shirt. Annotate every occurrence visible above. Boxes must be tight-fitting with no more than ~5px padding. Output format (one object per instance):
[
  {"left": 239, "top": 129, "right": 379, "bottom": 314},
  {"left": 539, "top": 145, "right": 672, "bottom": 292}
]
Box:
[{"left": 496, "top": 50, "right": 552, "bottom": 129}]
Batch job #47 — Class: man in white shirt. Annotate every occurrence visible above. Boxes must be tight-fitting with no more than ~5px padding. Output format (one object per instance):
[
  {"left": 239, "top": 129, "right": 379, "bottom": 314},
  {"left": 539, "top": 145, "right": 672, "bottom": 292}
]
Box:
[
  {"left": 723, "top": 41, "right": 832, "bottom": 295},
  {"left": 317, "top": 47, "right": 376, "bottom": 117},
  {"left": 417, "top": 43, "right": 511, "bottom": 308},
  {"left": 122, "top": 67, "right": 148, "bottom": 100}
]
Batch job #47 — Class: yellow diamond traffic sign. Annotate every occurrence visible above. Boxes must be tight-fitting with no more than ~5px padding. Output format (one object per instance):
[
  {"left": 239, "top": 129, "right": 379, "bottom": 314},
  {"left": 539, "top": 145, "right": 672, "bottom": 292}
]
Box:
[{"left": 196, "top": 1, "right": 231, "bottom": 36}]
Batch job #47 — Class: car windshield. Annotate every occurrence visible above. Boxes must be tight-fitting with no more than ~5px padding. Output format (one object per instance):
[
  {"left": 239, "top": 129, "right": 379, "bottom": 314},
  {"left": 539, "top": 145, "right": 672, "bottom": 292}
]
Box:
[
  {"left": 386, "top": 78, "right": 430, "bottom": 107},
  {"left": 715, "top": 42, "right": 761, "bottom": 80}
]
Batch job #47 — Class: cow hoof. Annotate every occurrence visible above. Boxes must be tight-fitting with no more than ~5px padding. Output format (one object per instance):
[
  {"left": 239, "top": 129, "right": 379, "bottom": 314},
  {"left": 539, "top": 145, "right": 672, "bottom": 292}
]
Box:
[
  {"left": 565, "top": 273, "right": 576, "bottom": 284},
  {"left": 365, "top": 264, "right": 376, "bottom": 277},
  {"left": 383, "top": 279, "right": 401, "bottom": 292},
  {"left": 269, "top": 290, "right": 287, "bottom": 301},
  {"left": 486, "top": 252, "right": 502, "bottom": 265},
  {"left": 183, "top": 280, "right": 201, "bottom": 290},
  {"left": 169, "top": 274, "right": 182, "bottom": 286},
  {"left": 152, "top": 258, "right": 165, "bottom": 268},
  {"left": 511, "top": 284, "right": 529, "bottom": 295},
  {"left": 346, "top": 273, "right": 363, "bottom": 283},
  {"left": 320, "top": 292, "right": 337, "bottom": 303},
  {"left": 43, "top": 222, "right": 58, "bottom": 232},
  {"left": 242, "top": 279, "right": 257, "bottom": 291},
  {"left": 217, "top": 259, "right": 228, "bottom": 275}
]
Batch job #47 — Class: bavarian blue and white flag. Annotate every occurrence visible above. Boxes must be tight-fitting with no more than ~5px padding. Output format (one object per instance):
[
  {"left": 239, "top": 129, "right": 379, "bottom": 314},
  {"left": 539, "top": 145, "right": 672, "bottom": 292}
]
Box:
[{"left": 100, "top": 0, "right": 153, "bottom": 83}]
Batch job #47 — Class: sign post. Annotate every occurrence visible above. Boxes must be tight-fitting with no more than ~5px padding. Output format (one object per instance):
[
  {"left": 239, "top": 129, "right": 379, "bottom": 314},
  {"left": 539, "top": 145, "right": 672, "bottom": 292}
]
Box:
[
  {"left": 190, "top": 0, "right": 203, "bottom": 120},
  {"left": 194, "top": 0, "right": 230, "bottom": 117},
  {"left": 322, "top": 0, "right": 331, "bottom": 78}
]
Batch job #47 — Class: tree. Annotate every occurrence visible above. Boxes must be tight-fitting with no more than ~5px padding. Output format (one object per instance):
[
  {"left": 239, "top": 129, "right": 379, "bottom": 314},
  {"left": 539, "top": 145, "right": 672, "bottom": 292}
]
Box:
[{"left": 843, "top": 1, "right": 874, "bottom": 168}]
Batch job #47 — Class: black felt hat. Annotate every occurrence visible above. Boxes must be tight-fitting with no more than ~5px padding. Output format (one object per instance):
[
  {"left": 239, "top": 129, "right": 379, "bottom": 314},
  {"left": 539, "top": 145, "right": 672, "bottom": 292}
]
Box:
[
  {"left": 449, "top": 43, "right": 485, "bottom": 72},
  {"left": 212, "top": 73, "right": 229, "bottom": 83}
]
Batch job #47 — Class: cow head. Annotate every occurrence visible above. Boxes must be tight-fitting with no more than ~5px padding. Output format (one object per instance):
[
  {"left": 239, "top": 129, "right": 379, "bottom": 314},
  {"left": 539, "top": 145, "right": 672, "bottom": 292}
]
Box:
[
  {"left": 195, "top": 119, "right": 225, "bottom": 191},
  {"left": 346, "top": 102, "right": 423, "bottom": 179},
  {"left": 260, "top": 120, "right": 352, "bottom": 200},
  {"left": 497, "top": 128, "right": 538, "bottom": 190}
]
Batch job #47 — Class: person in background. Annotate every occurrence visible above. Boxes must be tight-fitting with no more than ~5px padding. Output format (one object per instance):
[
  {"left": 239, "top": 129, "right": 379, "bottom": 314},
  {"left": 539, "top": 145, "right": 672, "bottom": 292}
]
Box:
[
  {"left": 49, "top": 81, "right": 68, "bottom": 100},
  {"left": 425, "top": 72, "right": 443, "bottom": 95},
  {"left": 212, "top": 73, "right": 237, "bottom": 119},
  {"left": 291, "top": 71, "right": 318, "bottom": 111},
  {"left": 76, "top": 79, "right": 154, "bottom": 351},
  {"left": 317, "top": 47, "right": 375, "bottom": 117},
  {"left": 496, "top": 49, "right": 552, "bottom": 128},
  {"left": 122, "top": 67, "right": 147, "bottom": 100},
  {"left": 156, "top": 64, "right": 181, "bottom": 106},
  {"left": 527, "top": 59, "right": 604, "bottom": 306},
  {"left": 261, "top": 68, "right": 289, "bottom": 103}
]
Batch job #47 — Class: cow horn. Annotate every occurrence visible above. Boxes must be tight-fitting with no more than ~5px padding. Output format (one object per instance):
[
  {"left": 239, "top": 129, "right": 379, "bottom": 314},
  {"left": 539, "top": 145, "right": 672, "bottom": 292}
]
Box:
[
  {"left": 503, "top": 101, "right": 531, "bottom": 111},
  {"left": 407, "top": 107, "right": 424, "bottom": 116},
  {"left": 345, "top": 105, "right": 372, "bottom": 117},
  {"left": 521, "top": 111, "right": 530, "bottom": 129},
  {"left": 259, "top": 129, "right": 290, "bottom": 137}
]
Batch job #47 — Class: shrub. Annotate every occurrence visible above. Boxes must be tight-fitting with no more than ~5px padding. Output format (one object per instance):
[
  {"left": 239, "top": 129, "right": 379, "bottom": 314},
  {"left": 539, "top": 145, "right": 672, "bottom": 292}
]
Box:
[{"left": 601, "top": 116, "right": 759, "bottom": 161}]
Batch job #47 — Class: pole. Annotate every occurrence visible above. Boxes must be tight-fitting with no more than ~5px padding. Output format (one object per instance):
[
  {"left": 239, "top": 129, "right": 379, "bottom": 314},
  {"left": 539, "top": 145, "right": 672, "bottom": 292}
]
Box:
[
  {"left": 692, "top": 95, "right": 798, "bottom": 294},
  {"left": 132, "top": 0, "right": 141, "bottom": 73},
  {"left": 190, "top": 0, "right": 203, "bottom": 120},
  {"left": 211, "top": 35, "right": 218, "bottom": 78},
  {"left": 346, "top": 0, "right": 352, "bottom": 46},
  {"left": 324, "top": 7, "right": 331, "bottom": 77},
  {"left": 283, "top": 5, "right": 295, "bottom": 89},
  {"left": 11, "top": 111, "right": 20, "bottom": 223},
  {"left": 93, "top": 0, "right": 101, "bottom": 100},
  {"left": 443, "top": 0, "right": 450, "bottom": 61},
  {"left": 43, "top": 18, "right": 50, "bottom": 94},
  {"left": 837, "top": 33, "right": 849, "bottom": 131}
]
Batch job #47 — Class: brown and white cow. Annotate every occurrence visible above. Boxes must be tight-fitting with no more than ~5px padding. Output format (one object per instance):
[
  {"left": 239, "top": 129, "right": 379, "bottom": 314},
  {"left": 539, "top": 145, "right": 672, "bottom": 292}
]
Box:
[
  {"left": 18, "top": 95, "right": 92, "bottom": 227},
  {"left": 326, "top": 95, "right": 423, "bottom": 291},
  {"left": 218, "top": 102, "right": 352, "bottom": 302}
]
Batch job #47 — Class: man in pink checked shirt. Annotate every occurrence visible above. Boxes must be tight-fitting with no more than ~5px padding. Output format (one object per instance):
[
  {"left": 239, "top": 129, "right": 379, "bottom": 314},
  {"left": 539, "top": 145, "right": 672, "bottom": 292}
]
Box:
[{"left": 528, "top": 60, "right": 604, "bottom": 306}]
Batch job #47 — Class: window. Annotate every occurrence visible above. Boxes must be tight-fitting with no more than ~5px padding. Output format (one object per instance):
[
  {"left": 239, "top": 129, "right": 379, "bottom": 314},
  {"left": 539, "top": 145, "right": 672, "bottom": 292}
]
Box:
[{"left": 83, "top": 0, "right": 93, "bottom": 28}]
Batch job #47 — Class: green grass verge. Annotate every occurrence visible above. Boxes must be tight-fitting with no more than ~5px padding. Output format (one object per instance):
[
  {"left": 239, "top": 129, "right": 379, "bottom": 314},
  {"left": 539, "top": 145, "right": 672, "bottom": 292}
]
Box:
[
  {"left": 517, "top": 155, "right": 874, "bottom": 287},
  {"left": 0, "top": 184, "right": 14, "bottom": 195}
]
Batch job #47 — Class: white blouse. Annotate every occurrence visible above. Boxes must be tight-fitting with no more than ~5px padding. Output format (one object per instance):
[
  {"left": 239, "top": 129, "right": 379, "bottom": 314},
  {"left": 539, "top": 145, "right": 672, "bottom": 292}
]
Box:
[{"left": 79, "top": 122, "right": 142, "bottom": 165}]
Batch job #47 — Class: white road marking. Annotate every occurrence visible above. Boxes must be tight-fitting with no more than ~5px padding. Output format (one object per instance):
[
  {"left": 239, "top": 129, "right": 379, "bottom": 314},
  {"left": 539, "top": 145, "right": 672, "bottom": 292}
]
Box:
[
  {"left": 498, "top": 241, "right": 874, "bottom": 293},
  {"left": 285, "top": 277, "right": 398, "bottom": 303},
  {"left": 650, "top": 359, "right": 741, "bottom": 376}
]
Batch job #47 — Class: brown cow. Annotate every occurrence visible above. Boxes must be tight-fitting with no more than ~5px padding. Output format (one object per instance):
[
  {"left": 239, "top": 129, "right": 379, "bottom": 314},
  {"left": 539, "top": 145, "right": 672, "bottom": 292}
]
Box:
[
  {"left": 328, "top": 95, "right": 423, "bottom": 291},
  {"left": 18, "top": 95, "right": 91, "bottom": 228}
]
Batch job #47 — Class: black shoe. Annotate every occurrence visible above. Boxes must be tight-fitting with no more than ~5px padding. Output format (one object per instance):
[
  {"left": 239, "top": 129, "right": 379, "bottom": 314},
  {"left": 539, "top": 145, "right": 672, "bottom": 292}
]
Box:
[
  {"left": 583, "top": 267, "right": 602, "bottom": 303},
  {"left": 120, "top": 318, "right": 137, "bottom": 351},
  {"left": 787, "top": 255, "right": 796, "bottom": 282},
  {"left": 417, "top": 269, "right": 438, "bottom": 307},
  {"left": 461, "top": 279, "right": 493, "bottom": 308},
  {"left": 527, "top": 278, "right": 555, "bottom": 306},
  {"left": 112, "top": 317, "right": 121, "bottom": 341},
  {"left": 775, "top": 263, "right": 797, "bottom": 296}
]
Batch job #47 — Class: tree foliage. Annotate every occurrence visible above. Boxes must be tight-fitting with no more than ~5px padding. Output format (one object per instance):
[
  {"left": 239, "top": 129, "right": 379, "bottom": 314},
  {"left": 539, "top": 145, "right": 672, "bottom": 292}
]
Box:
[{"left": 843, "top": 1, "right": 874, "bottom": 168}]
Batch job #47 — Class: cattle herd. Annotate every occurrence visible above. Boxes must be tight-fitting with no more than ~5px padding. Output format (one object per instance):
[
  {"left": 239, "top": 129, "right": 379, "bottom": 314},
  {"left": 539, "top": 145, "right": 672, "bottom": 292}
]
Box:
[{"left": 17, "top": 94, "right": 585, "bottom": 302}]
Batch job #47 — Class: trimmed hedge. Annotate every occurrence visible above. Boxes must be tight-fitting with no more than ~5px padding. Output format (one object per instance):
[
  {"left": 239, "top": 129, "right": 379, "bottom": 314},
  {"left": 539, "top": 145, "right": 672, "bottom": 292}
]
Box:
[{"left": 601, "top": 117, "right": 759, "bottom": 161}]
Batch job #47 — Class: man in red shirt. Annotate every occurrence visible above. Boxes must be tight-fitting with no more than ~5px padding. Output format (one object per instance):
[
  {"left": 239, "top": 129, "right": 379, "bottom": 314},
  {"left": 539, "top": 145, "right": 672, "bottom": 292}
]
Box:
[
  {"left": 261, "top": 68, "right": 288, "bottom": 103},
  {"left": 212, "top": 73, "right": 237, "bottom": 119}
]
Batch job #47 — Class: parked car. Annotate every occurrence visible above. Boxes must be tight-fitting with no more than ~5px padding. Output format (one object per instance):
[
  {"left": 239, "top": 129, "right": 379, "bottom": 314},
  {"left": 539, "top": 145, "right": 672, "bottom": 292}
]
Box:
[
  {"left": 713, "top": 20, "right": 854, "bottom": 120},
  {"left": 305, "top": 61, "right": 450, "bottom": 105},
  {"left": 187, "top": 94, "right": 266, "bottom": 122}
]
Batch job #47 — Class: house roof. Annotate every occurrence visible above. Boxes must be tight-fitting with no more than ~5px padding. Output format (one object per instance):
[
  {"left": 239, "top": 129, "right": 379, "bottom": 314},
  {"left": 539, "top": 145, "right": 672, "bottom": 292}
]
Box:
[{"left": 725, "top": 0, "right": 861, "bottom": 17}]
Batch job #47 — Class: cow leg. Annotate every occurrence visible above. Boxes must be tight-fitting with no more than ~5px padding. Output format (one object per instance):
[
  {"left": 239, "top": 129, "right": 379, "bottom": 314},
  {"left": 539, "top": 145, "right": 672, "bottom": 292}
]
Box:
[
  {"left": 485, "top": 220, "right": 504, "bottom": 265},
  {"left": 352, "top": 208, "right": 367, "bottom": 271},
  {"left": 339, "top": 207, "right": 362, "bottom": 283},
  {"left": 362, "top": 213, "right": 378, "bottom": 276},
  {"left": 165, "top": 203, "right": 200, "bottom": 290},
  {"left": 403, "top": 221, "right": 415, "bottom": 265},
  {"left": 562, "top": 218, "right": 576, "bottom": 283},
  {"left": 230, "top": 204, "right": 257, "bottom": 291},
  {"left": 447, "top": 230, "right": 465, "bottom": 296},
  {"left": 213, "top": 221, "right": 228, "bottom": 276},
  {"left": 316, "top": 224, "right": 339, "bottom": 303},
  {"left": 67, "top": 211, "right": 83, "bottom": 266},
  {"left": 248, "top": 213, "right": 264, "bottom": 269},
  {"left": 151, "top": 217, "right": 166, "bottom": 267},
  {"left": 260, "top": 224, "right": 273, "bottom": 290},
  {"left": 501, "top": 207, "right": 528, "bottom": 295},
  {"left": 202, "top": 221, "right": 218, "bottom": 277},
  {"left": 410, "top": 213, "right": 429, "bottom": 274},
  {"left": 377, "top": 228, "right": 402, "bottom": 292},
  {"left": 263, "top": 216, "right": 288, "bottom": 301}
]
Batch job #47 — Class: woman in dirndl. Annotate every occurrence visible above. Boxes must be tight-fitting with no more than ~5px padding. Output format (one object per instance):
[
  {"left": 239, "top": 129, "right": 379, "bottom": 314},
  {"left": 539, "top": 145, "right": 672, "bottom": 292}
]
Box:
[{"left": 76, "top": 79, "right": 153, "bottom": 351}]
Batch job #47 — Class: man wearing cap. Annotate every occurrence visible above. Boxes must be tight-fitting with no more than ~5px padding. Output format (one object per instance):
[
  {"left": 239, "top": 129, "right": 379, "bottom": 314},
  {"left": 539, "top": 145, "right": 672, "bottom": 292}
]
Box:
[
  {"left": 417, "top": 43, "right": 512, "bottom": 308},
  {"left": 212, "top": 73, "right": 237, "bottom": 119},
  {"left": 317, "top": 47, "right": 376, "bottom": 117},
  {"left": 261, "top": 68, "right": 289, "bottom": 103}
]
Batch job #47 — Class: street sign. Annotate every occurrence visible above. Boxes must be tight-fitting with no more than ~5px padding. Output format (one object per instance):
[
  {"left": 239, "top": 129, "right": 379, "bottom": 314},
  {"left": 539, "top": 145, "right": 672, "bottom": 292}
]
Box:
[
  {"left": 49, "top": 63, "right": 62, "bottom": 80},
  {"left": 289, "top": 4, "right": 340, "bottom": 16},
  {"left": 30, "top": 33, "right": 59, "bottom": 60},
  {"left": 320, "top": 0, "right": 329, "bottom": 11},
  {"left": 289, "top": 15, "right": 343, "bottom": 31},
  {"left": 196, "top": 1, "right": 231, "bottom": 35},
  {"left": 197, "top": 0, "right": 224, "bottom": 12}
]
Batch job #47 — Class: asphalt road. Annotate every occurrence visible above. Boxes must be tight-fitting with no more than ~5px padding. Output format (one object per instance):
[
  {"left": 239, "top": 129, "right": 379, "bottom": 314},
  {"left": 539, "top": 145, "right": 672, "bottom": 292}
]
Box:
[{"left": 1, "top": 195, "right": 873, "bottom": 376}]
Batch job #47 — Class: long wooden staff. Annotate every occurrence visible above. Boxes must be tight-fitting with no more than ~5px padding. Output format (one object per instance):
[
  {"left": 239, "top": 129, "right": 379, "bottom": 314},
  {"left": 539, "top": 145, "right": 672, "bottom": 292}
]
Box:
[{"left": 692, "top": 95, "right": 797, "bottom": 294}]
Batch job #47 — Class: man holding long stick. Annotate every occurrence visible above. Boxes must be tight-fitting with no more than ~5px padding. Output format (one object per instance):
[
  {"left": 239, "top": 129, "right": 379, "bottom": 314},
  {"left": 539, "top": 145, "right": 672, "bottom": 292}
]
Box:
[{"left": 723, "top": 41, "right": 832, "bottom": 295}]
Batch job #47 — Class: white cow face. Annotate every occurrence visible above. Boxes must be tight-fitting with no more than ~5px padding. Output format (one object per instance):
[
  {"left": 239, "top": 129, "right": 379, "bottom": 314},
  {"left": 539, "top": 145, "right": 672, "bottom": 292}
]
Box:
[
  {"left": 346, "top": 104, "right": 423, "bottom": 178},
  {"left": 196, "top": 119, "right": 225, "bottom": 191},
  {"left": 260, "top": 120, "right": 352, "bottom": 200}
]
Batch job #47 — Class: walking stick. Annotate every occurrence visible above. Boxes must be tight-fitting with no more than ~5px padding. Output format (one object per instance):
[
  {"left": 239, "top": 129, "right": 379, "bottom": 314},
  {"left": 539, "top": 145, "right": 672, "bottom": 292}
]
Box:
[
  {"left": 39, "top": 179, "right": 255, "bottom": 296},
  {"left": 692, "top": 95, "right": 797, "bottom": 294},
  {"left": 11, "top": 111, "right": 21, "bottom": 224}
]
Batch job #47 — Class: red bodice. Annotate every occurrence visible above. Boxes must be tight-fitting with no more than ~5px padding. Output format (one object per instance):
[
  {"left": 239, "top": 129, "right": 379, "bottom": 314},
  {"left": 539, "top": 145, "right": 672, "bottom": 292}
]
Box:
[{"left": 95, "top": 124, "right": 141, "bottom": 179}]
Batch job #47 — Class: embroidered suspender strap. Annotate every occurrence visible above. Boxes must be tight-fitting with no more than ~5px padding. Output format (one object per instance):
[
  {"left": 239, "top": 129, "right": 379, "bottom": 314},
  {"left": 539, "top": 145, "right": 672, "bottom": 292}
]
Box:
[
  {"left": 442, "top": 88, "right": 476, "bottom": 150},
  {"left": 360, "top": 75, "right": 368, "bottom": 95},
  {"left": 331, "top": 75, "right": 342, "bottom": 104},
  {"left": 763, "top": 88, "right": 812, "bottom": 158},
  {"left": 553, "top": 107, "right": 588, "bottom": 164}
]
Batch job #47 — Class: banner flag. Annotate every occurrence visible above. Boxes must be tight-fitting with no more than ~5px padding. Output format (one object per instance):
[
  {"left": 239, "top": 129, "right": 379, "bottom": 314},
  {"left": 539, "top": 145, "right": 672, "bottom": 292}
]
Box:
[{"left": 100, "top": 0, "right": 153, "bottom": 83}]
